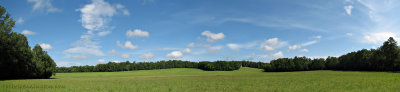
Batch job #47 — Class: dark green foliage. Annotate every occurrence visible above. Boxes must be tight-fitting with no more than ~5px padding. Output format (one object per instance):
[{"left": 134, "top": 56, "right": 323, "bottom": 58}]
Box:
[
  {"left": 325, "top": 56, "right": 339, "bottom": 70},
  {"left": 56, "top": 60, "right": 199, "bottom": 72},
  {"left": 197, "top": 61, "right": 241, "bottom": 71},
  {"left": 56, "top": 60, "right": 268, "bottom": 72},
  {"left": 265, "top": 37, "right": 400, "bottom": 72},
  {"left": 0, "top": 6, "right": 56, "bottom": 79}
]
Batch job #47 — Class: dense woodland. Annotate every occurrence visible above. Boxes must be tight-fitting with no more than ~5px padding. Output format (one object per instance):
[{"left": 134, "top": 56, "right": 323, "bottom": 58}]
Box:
[
  {"left": 0, "top": 6, "right": 57, "bottom": 79},
  {"left": 56, "top": 60, "right": 266, "bottom": 72},
  {"left": 264, "top": 37, "right": 400, "bottom": 72}
]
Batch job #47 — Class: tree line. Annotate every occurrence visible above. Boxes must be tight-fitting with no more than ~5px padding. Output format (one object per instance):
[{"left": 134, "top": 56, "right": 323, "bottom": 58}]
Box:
[
  {"left": 56, "top": 60, "right": 267, "bottom": 72},
  {"left": 0, "top": 6, "right": 56, "bottom": 79},
  {"left": 265, "top": 37, "right": 400, "bottom": 72}
]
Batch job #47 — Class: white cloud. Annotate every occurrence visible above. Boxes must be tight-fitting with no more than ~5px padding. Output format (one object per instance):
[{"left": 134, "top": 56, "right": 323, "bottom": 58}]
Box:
[
  {"left": 106, "top": 49, "right": 118, "bottom": 56},
  {"left": 288, "top": 45, "right": 301, "bottom": 50},
  {"left": 97, "top": 59, "right": 106, "bottom": 63},
  {"left": 121, "top": 54, "right": 130, "bottom": 59},
  {"left": 28, "top": 0, "right": 61, "bottom": 12},
  {"left": 126, "top": 29, "right": 149, "bottom": 37},
  {"left": 346, "top": 33, "right": 353, "bottom": 36},
  {"left": 300, "top": 49, "right": 309, "bottom": 52},
  {"left": 182, "top": 48, "right": 192, "bottom": 53},
  {"left": 166, "top": 51, "right": 183, "bottom": 58},
  {"left": 288, "top": 40, "right": 318, "bottom": 51},
  {"left": 64, "top": 45, "right": 105, "bottom": 56},
  {"left": 263, "top": 45, "right": 274, "bottom": 51},
  {"left": 116, "top": 4, "right": 130, "bottom": 16},
  {"left": 201, "top": 30, "right": 225, "bottom": 42},
  {"left": 98, "top": 31, "right": 111, "bottom": 36},
  {"left": 208, "top": 46, "right": 223, "bottom": 53},
  {"left": 266, "top": 38, "right": 279, "bottom": 45},
  {"left": 197, "top": 43, "right": 211, "bottom": 47},
  {"left": 363, "top": 32, "right": 398, "bottom": 44},
  {"left": 261, "top": 38, "right": 288, "bottom": 51},
  {"left": 271, "top": 51, "right": 284, "bottom": 58},
  {"left": 313, "top": 35, "right": 322, "bottom": 39},
  {"left": 17, "top": 18, "right": 24, "bottom": 24},
  {"left": 302, "top": 40, "right": 318, "bottom": 46},
  {"left": 21, "top": 30, "right": 35, "bottom": 35},
  {"left": 227, "top": 43, "right": 241, "bottom": 51},
  {"left": 187, "top": 42, "right": 195, "bottom": 47},
  {"left": 39, "top": 43, "right": 53, "bottom": 50},
  {"left": 344, "top": 5, "right": 353, "bottom": 16},
  {"left": 139, "top": 53, "right": 154, "bottom": 60},
  {"left": 117, "top": 41, "right": 138, "bottom": 50},
  {"left": 226, "top": 42, "right": 257, "bottom": 51},
  {"left": 65, "top": 0, "right": 130, "bottom": 59},
  {"left": 72, "top": 55, "right": 88, "bottom": 59},
  {"left": 78, "top": 0, "right": 116, "bottom": 31}
]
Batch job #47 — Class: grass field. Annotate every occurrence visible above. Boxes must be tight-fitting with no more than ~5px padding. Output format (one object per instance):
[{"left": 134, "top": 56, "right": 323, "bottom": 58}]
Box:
[{"left": 1, "top": 67, "right": 400, "bottom": 92}]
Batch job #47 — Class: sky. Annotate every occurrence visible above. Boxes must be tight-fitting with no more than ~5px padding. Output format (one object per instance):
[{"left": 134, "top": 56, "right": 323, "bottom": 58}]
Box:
[{"left": 1, "top": 0, "right": 400, "bottom": 66}]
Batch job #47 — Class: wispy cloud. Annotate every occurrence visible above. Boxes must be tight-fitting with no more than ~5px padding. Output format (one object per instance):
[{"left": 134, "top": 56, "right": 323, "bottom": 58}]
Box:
[{"left": 28, "top": 0, "right": 61, "bottom": 12}]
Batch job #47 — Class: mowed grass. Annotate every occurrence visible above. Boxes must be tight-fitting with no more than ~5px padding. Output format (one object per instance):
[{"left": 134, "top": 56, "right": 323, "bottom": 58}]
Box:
[{"left": 1, "top": 67, "right": 400, "bottom": 92}]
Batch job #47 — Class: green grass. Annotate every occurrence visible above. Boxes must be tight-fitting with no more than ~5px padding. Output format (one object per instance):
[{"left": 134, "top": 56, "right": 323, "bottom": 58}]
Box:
[{"left": 1, "top": 67, "right": 400, "bottom": 92}]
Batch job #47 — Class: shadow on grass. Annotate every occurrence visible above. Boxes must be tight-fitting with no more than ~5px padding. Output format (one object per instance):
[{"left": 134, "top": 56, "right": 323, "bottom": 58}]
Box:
[{"left": 0, "top": 78, "right": 57, "bottom": 81}]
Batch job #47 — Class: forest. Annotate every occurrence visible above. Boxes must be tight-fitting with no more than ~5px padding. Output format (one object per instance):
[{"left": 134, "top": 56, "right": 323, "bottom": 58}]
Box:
[
  {"left": 0, "top": 6, "right": 56, "bottom": 79},
  {"left": 56, "top": 60, "right": 266, "bottom": 72}
]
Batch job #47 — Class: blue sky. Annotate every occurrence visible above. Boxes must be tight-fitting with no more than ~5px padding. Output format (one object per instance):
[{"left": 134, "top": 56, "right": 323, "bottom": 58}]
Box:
[{"left": 2, "top": 0, "right": 400, "bottom": 66}]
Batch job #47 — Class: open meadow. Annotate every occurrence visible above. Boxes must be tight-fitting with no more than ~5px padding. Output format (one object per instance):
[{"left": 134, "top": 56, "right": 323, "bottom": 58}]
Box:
[{"left": 1, "top": 67, "right": 400, "bottom": 92}]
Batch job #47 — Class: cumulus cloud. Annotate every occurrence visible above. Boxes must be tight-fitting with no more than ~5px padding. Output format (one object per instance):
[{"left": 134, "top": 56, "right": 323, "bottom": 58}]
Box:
[
  {"left": 126, "top": 29, "right": 149, "bottom": 38},
  {"left": 263, "top": 45, "right": 274, "bottom": 51},
  {"left": 261, "top": 38, "right": 288, "bottom": 51},
  {"left": 363, "top": 32, "right": 398, "bottom": 44},
  {"left": 344, "top": 5, "right": 353, "bottom": 16},
  {"left": 271, "top": 51, "right": 284, "bottom": 58},
  {"left": 78, "top": 0, "right": 124, "bottom": 31},
  {"left": 72, "top": 55, "right": 88, "bottom": 59},
  {"left": 39, "top": 43, "right": 53, "bottom": 50},
  {"left": 116, "top": 4, "right": 130, "bottom": 16},
  {"left": 121, "top": 54, "right": 130, "bottom": 59},
  {"left": 227, "top": 42, "right": 257, "bottom": 51},
  {"left": 98, "top": 31, "right": 111, "bottom": 36},
  {"left": 227, "top": 44, "right": 241, "bottom": 51},
  {"left": 182, "top": 48, "right": 192, "bottom": 53},
  {"left": 187, "top": 42, "right": 195, "bottom": 47},
  {"left": 28, "top": 0, "right": 61, "bottom": 12},
  {"left": 65, "top": 0, "right": 130, "bottom": 59},
  {"left": 139, "top": 53, "right": 154, "bottom": 60},
  {"left": 208, "top": 46, "right": 223, "bottom": 53},
  {"left": 300, "top": 49, "right": 309, "bottom": 52},
  {"left": 201, "top": 30, "right": 225, "bottom": 42},
  {"left": 64, "top": 45, "right": 105, "bottom": 56},
  {"left": 288, "top": 45, "right": 301, "bottom": 50},
  {"left": 106, "top": 49, "right": 118, "bottom": 56},
  {"left": 117, "top": 41, "right": 138, "bottom": 50},
  {"left": 313, "top": 35, "right": 322, "bottom": 39},
  {"left": 166, "top": 51, "right": 183, "bottom": 58},
  {"left": 97, "top": 59, "right": 106, "bottom": 63},
  {"left": 21, "top": 30, "right": 36, "bottom": 35}
]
